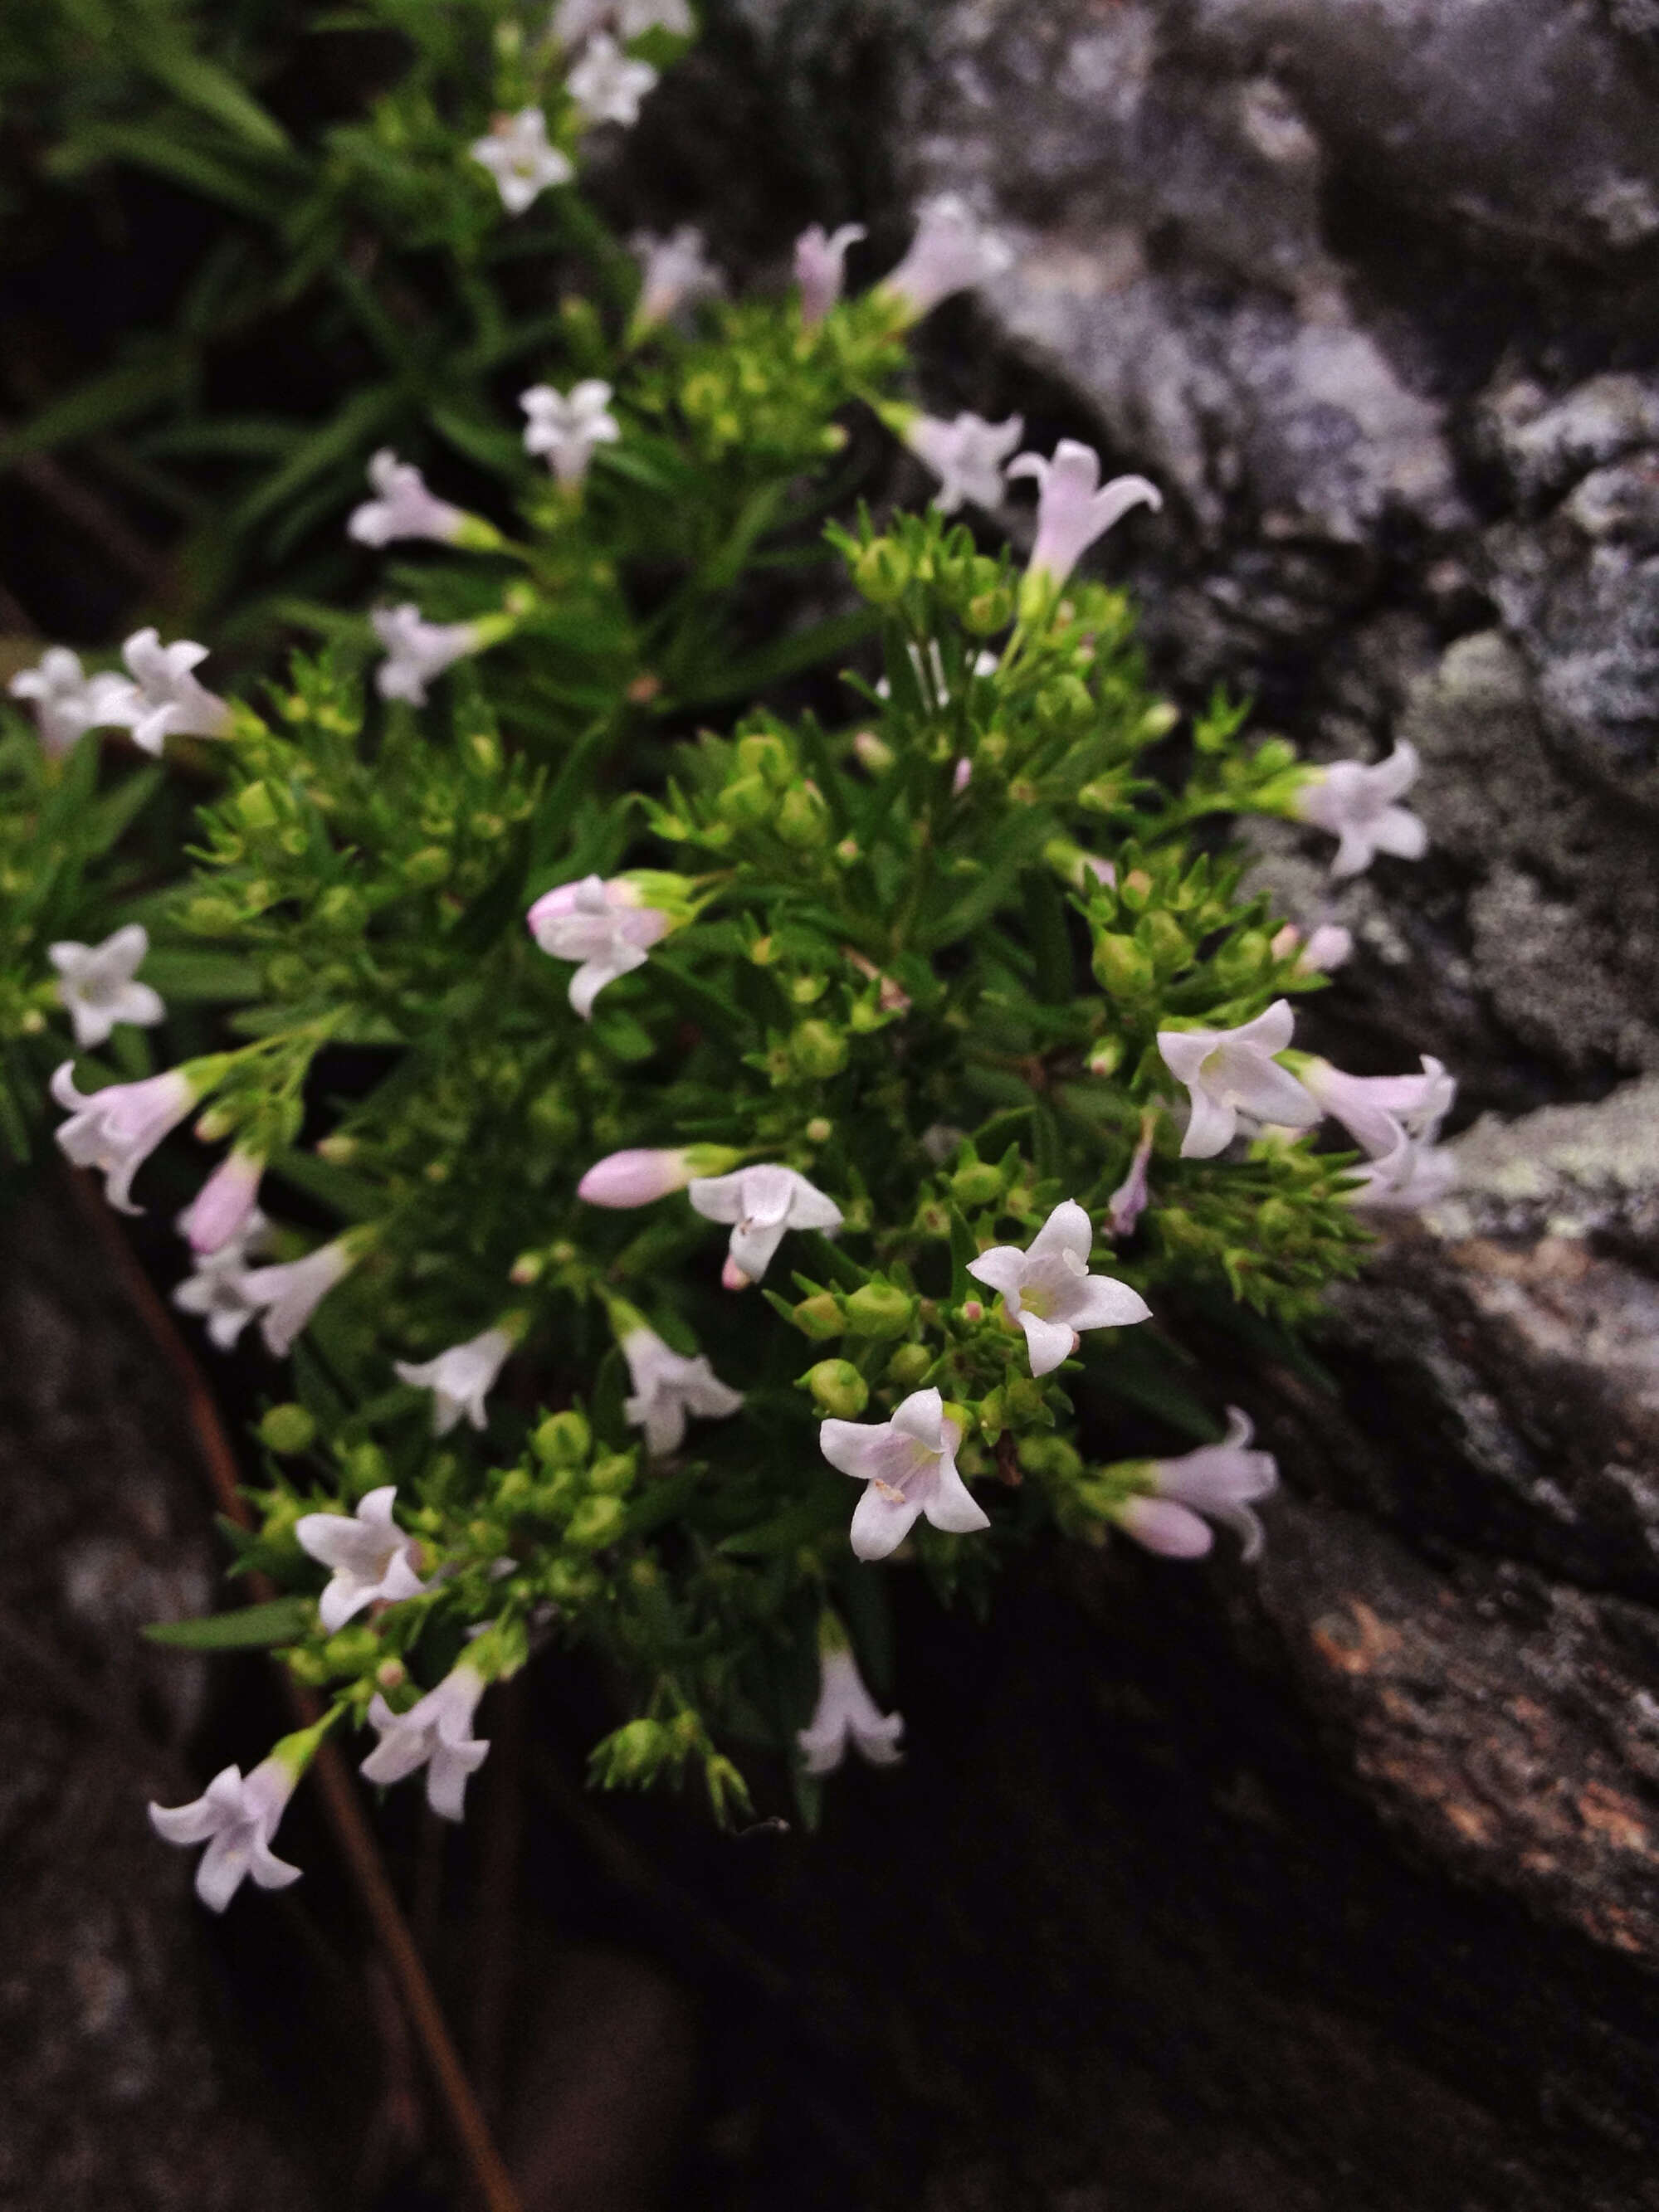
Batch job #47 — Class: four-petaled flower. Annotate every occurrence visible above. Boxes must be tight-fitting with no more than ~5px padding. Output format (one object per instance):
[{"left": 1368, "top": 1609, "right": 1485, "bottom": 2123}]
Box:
[
  {"left": 632, "top": 227, "right": 722, "bottom": 328},
  {"left": 51, "top": 1060, "right": 205, "bottom": 1214},
  {"left": 360, "top": 1658, "right": 490, "bottom": 1820},
  {"left": 393, "top": 1326, "right": 515, "bottom": 1435},
  {"left": 904, "top": 411, "right": 1024, "bottom": 514},
  {"left": 172, "top": 1210, "right": 273, "bottom": 1350},
  {"left": 797, "top": 1641, "right": 904, "bottom": 1775},
  {"left": 881, "top": 193, "right": 1012, "bottom": 321},
  {"left": 1300, "top": 1053, "right": 1455, "bottom": 1161},
  {"left": 47, "top": 924, "right": 163, "bottom": 1050},
  {"left": 1345, "top": 1127, "right": 1457, "bottom": 1213},
  {"left": 121, "top": 628, "right": 233, "bottom": 754},
  {"left": 1113, "top": 1408, "right": 1279, "bottom": 1562},
  {"left": 295, "top": 1484, "right": 428, "bottom": 1631},
  {"left": 8, "top": 646, "right": 140, "bottom": 758},
  {"left": 1291, "top": 743, "right": 1427, "bottom": 880},
  {"left": 1157, "top": 1001, "right": 1320, "bottom": 1160},
  {"left": 794, "top": 222, "right": 866, "bottom": 325},
  {"left": 372, "top": 605, "right": 489, "bottom": 705},
  {"left": 520, "top": 380, "right": 621, "bottom": 484},
  {"left": 348, "top": 451, "right": 469, "bottom": 547},
  {"left": 967, "top": 1199, "right": 1150, "bottom": 1376},
  {"left": 149, "top": 1755, "right": 302, "bottom": 1912},
  {"left": 820, "top": 1386, "right": 990, "bottom": 1562},
  {"left": 687, "top": 1163, "right": 843, "bottom": 1287},
  {"left": 568, "top": 32, "right": 658, "bottom": 125},
  {"left": 621, "top": 1324, "right": 744, "bottom": 1456},
  {"left": 237, "top": 1235, "right": 359, "bottom": 1357},
  {"left": 1008, "top": 441, "right": 1162, "bottom": 587},
  {"left": 527, "top": 874, "right": 674, "bottom": 1018},
  {"left": 470, "top": 108, "right": 573, "bottom": 215}
]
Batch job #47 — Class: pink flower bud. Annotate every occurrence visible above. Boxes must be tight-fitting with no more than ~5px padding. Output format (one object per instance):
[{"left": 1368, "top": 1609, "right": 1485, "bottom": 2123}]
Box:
[
  {"left": 185, "top": 1148, "right": 265, "bottom": 1255},
  {"left": 578, "top": 1147, "right": 696, "bottom": 1208},
  {"left": 1115, "top": 1494, "right": 1213, "bottom": 1557},
  {"left": 721, "top": 1254, "right": 753, "bottom": 1291}
]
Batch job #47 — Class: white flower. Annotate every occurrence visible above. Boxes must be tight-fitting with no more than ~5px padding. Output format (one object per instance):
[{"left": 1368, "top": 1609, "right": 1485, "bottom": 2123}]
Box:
[
  {"left": 121, "top": 628, "right": 233, "bottom": 754},
  {"left": 348, "top": 451, "right": 469, "bottom": 547},
  {"left": 568, "top": 32, "right": 658, "bottom": 124},
  {"left": 393, "top": 1326, "right": 515, "bottom": 1435},
  {"left": 687, "top": 1163, "right": 843, "bottom": 1286},
  {"left": 1157, "top": 1001, "right": 1320, "bottom": 1160},
  {"left": 8, "top": 646, "right": 140, "bottom": 757},
  {"left": 149, "top": 1755, "right": 303, "bottom": 1912},
  {"left": 1271, "top": 921, "right": 1353, "bottom": 973},
  {"left": 794, "top": 222, "right": 866, "bottom": 325},
  {"left": 1007, "top": 441, "right": 1162, "bottom": 587},
  {"left": 181, "top": 1147, "right": 264, "bottom": 1256},
  {"left": 47, "top": 924, "right": 163, "bottom": 1050},
  {"left": 1114, "top": 1408, "right": 1278, "bottom": 1562},
  {"left": 1345, "top": 1128, "right": 1457, "bottom": 1213},
  {"left": 903, "top": 411, "right": 1023, "bottom": 514},
  {"left": 881, "top": 193, "right": 1012, "bottom": 321},
  {"left": 621, "top": 1324, "right": 744, "bottom": 1456},
  {"left": 797, "top": 1645, "right": 903, "bottom": 1776},
  {"left": 172, "top": 1212, "right": 271, "bottom": 1351},
  {"left": 526, "top": 873, "right": 674, "bottom": 1018},
  {"left": 372, "top": 604, "right": 487, "bottom": 705},
  {"left": 1299, "top": 1053, "right": 1455, "bottom": 1160},
  {"left": 470, "top": 108, "right": 573, "bottom": 215},
  {"left": 820, "top": 1386, "right": 989, "bottom": 1562},
  {"left": 553, "top": 0, "right": 692, "bottom": 40},
  {"left": 295, "top": 1484, "right": 428, "bottom": 1631},
  {"left": 520, "top": 379, "right": 621, "bottom": 485},
  {"left": 632, "top": 226, "right": 723, "bottom": 328},
  {"left": 51, "top": 1060, "right": 202, "bottom": 1214},
  {"left": 360, "top": 1657, "right": 490, "bottom": 1821},
  {"left": 967, "top": 1199, "right": 1150, "bottom": 1376},
  {"left": 1291, "top": 743, "right": 1427, "bottom": 880},
  {"left": 238, "top": 1235, "right": 358, "bottom": 1357}
]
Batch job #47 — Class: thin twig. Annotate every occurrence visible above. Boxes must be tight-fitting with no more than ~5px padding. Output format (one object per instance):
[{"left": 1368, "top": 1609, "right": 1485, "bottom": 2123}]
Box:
[{"left": 62, "top": 1166, "right": 525, "bottom": 2212}]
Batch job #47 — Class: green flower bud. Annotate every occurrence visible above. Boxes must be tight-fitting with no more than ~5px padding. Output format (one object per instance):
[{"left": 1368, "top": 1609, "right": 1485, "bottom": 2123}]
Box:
[
  {"left": 1036, "top": 675, "right": 1095, "bottom": 735},
  {"left": 1086, "top": 1036, "right": 1124, "bottom": 1078},
  {"left": 775, "top": 783, "right": 832, "bottom": 848},
  {"left": 323, "top": 1626, "right": 379, "bottom": 1675},
  {"left": 258, "top": 1404, "right": 316, "bottom": 1455},
  {"left": 949, "top": 1161, "right": 1004, "bottom": 1210},
  {"left": 966, "top": 586, "right": 1014, "bottom": 636},
  {"left": 853, "top": 539, "right": 911, "bottom": 604},
  {"left": 542, "top": 1557, "right": 600, "bottom": 1608},
  {"left": 791, "top": 1020, "right": 847, "bottom": 1079},
  {"left": 805, "top": 1359, "right": 868, "bottom": 1418},
  {"left": 1144, "top": 911, "right": 1192, "bottom": 972},
  {"left": 533, "top": 1468, "right": 583, "bottom": 1520},
  {"left": 534, "top": 1409, "right": 591, "bottom": 1469},
  {"left": 1256, "top": 1197, "right": 1299, "bottom": 1243},
  {"left": 496, "top": 1467, "right": 532, "bottom": 1510},
  {"left": 588, "top": 1451, "right": 637, "bottom": 1497},
  {"left": 792, "top": 1291, "right": 846, "bottom": 1340},
  {"left": 597, "top": 1717, "right": 667, "bottom": 1782},
  {"left": 842, "top": 1281, "right": 918, "bottom": 1338},
  {"left": 233, "top": 781, "right": 281, "bottom": 832},
  {"left": 884, "top": 1342, "right": 932, "bottom": 1389},
  {"left": 1092, "top": 933, "right": 1154, "bottom": 999},
  {"left": 343, "top": 1442, "right": 390, "bottom": 1494},
  {"left": 736, "top": 732, "right": 793, "bottom": 785},
  {"left": 565, "top": 1494, "right": 627, "bottom": 1550},
  {"left": 716, "top": 773, "right": 775, "bottom": 828},
  {"left": 285, "top": 1647, "right": 330, "bottom": 1687}
]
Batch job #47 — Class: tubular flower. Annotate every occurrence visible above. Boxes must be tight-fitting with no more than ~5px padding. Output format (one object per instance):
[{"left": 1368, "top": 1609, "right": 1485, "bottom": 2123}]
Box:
[
  {"left": 1157, "top": 1001, "right": 1320, "bottom": 1160},
  {"left": 967, "top": 1200, "right": 1150, "bottom": 1376},
  {"left": 182, "top": 1147, "right": 265, "bottom": 1257},
  {"left": 47, "top": 924, "right": 163, "bottom": 1050},
  {"left": 1291, "top": 743, "right": 1427, "bottom": 880},
  {"left": 372, "top": 605, "right": 491, "bottom": 705},
  {"left": 578, "top": 1144, "right": 741, "bottom": 1207},
  {"left": 1113, "top": 1408, "right": 1279, "bottom": 1562},
  {"left": 149, "top": 1754, "right": 302, "bottom": 1912},
  {"left": 568, "top": 33, "right": 658, "bottom": 125},
  {"left": 393, "top": 1326, "right": 515, "bottom": 1435},
  {"left": 360, "top": 1657, "right": 490, "bottom": 1821},
  {"left": 238, "top": 1235, "right": 360, "bottom": 1357},
  {"left": 9, "top": 647, "right": 140, "bottom": 758},
  {"left": 621, "top": 1325, "right": 744, "bottom": 1456},
  {"left": 1345, "top": 1127, "right": 1457, "bottom": 1213},
  {"left": 820, "top": 1386, "right": 989, "bottom": 1562},
  {"left": 631, "top": 226, "right": 723, "bottom": 328},
  {"left": 51, "top": 1060, "right": 210, "bottom": 1214},
  {"left": 1299, "top": 1053, "right": 1455, "bottom": 1160},
  {"left": 348, "top": 451, "right": 470, "bottom": 547},
  {"left": 295, "top": 1484, "right": 428, "bottom": 1630},
  {"left": 121, "top": 628, "right": 233, "bottom": 753},
  {"left": 1008, "top": 441, "right": 1162, "bottom": 587},
  {"left": 1105, "top": 1123, "right": 1158, "bottom": 1240},
  {"left": 470, "top": 108, "right": 573, "bottom": 214},
  {"left": 520, "top": 380, "right": 621, "bottom": 484},
  {"left": 798, "top": 1630, "right": 904, "bottom": 1775},
  {"left": 903, "top": 410, "right": 1024, "bottom": 514},
  {"left": 172, "top": 1212, "right": 272, "bottom": 1351},
  {"left": 1272, "top": 921, "right": 1354, "bottom": 973},
  {"left": 686, "top": 1163, "right": 843, "bottom": 1287},
  {"left": 794, "top": 222, "right": 866, "bottom": 325},
  {"left": 527, "top": 874, "right": 675, "bottom": 1018},
  {"left": 881, "top": 193, "right": 1012, "bottom": 321}
]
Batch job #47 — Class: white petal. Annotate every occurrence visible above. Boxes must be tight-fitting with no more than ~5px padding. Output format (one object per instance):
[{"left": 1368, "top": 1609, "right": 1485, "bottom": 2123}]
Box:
[
  {"left": 1019, "top": 1310, "right": 1077, "bottom": 1376},
  {"left": 850, "top": 1484, "right": 923, "bottom": 1561}
]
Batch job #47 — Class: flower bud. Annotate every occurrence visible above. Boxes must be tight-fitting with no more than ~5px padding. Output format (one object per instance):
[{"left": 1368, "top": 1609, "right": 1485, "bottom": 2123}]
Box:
[
  {"left": 853, "top": 539, "right": 911, "bottom": 603},
  {"left": 736, "top": 732, "right": 793, "bottom": 785},
  {"left": 792, "top": 1291, "right": 846, "bottom": 1340},
  {"left": 565, "top": 1493, "right": 627, "bottom": 1550},
  {"left": 966, "top": 585, "right": 1014, "bottom": 635},
  {"left": 805, "top": 1359, "right": 868, "bottom": 1417},
  {"left": 258, "top": 1404, "right": 316, "bottom": 1456},
  {"left": 1144, "top": 911, "right": 1192, "bottom": 972},
  {"left": 588, "top": 1451, "right": 637, "bottom": 1497},
  {"left": 791, "top": 1021, "right": 847, "bottom": 1079},
  {"left": 1086, "top": 1036, "right": 1123, "bottom": 1078},
  {"left": 949, "top": 1160, "right": 1004, "bottom": 1209},
  {"left": 884, "top": 1342, "right": 932, "bottom": 1388},
  {"left": 534, "top": 1409, "right": 592, "bottom": 1469},
  {"left": 1091, "top": 933, "right": 1154, "bottom": 999},
  {"left": 578, "top": 1144, "right": 739, "bottom": 1208},
  {"left": 852, "top": 730, "right": 895, "bottom": 774},
  {"left": 842, "top": 1281, "right": 917, "bottom": 1338},
  {"left": 403, "top": 846, "right": 451, "bottom": 886},
  {"left": 775, "top": 783, "right": 832, "bottom": 848},
  {"left": 543, "top": 1556, "right": 601, "bottom": 1607},
  {"left": 716, "top": 773, "right": 774, "bottom": 827}
]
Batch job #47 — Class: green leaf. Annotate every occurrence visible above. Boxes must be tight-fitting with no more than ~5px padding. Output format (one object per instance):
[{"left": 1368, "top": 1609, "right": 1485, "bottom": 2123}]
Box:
[
  {"left": 136, "top": 949, "right": 263, "bottom": 1001},
  {"left": 948, "top": 1204, "right": 978, "bottom": 1305},
  {"left": 672, "top": 609, "right": 878, "bottom": 709},
  {"left": 133, "top": 38, "right": 293, "bottom": 153},
  {"left": 0, "top": 353, "right": 185, "bottom": 466},
  {"left": 144, "top": 1596, "right": 314, "bottom": 1649}
]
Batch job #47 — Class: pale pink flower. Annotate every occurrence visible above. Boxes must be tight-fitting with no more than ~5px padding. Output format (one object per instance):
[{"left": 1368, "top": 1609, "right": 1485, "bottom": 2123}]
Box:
[
  {"left": 51, "top": 1061, "right": 202, "bottom": 1214},
  {"left": 1300, "top": 1054, "right": 1455, "bottom": 1160},
  {"left": 48, "top": 924, "right": 163, "bottom": 1050},
  {"left": 820, "top": 1386, "right": 989, "bottom": 1562},
  {"left": 393, "top": 1326, "right": 515, "bottom": 1435},
  {"left": 149, "top": 1756, "right": 301, "bottom": 1912},
  {"left": 687, "top": 1163, "right": 842, "bottom": 1285},
  {"left": 621, "top": 1325, "right": 744, "bottom": 1456},
  {"left": 797, "top": 1646, "right": 903, "bottom": 1775},
  {"left": 121, "top": 628, "right": 233, "bottom": 753},
  {"left": 470, "top": 108, "right": 573, "bottom": 215},
  {"left": 527, "top": 873, "right": 674, "bottom": 1018},
  {"left": 372, "top": 605, "right": 490, "bottom": 705},
  {"left": 881, "top": 194, "right": 1012, "bottom": 320},
  {"left": 967, "top": 1199, "right": 1149, "bottom": 1376},
  {"left": 1115, "top": 1408, "right": 1278, "bottom": 1562},
  {"left": 520, "top": 380, "right": 620, "bottom": 484},
  {"left": 1156, "top": 1001, "right": 1320, "bottom": 1159},
  {"left": 904, "top": 411, "right": 1023, "bottom": 514},
  {"left": 568, "top": 32, "right": 657, "bottom": 125},
  {"left": 348, "top": 451, "right": 469, "bottom": 547},
  {"left": 182, "top": 1147, "right": 264, "bottom": 1256},
  {"left": 9, "top": 646, "right": 140, "bottom": 757},
  {"left": 360, "top": 1657, "right": 490, "bottom": 1821},
  {"left": 795, "top": 222, "right": 866, "bottom": 325},
  {"left": 1291, "top": 743, "right": 1427, "bottom": 880},
  {"left": 1008, "top": 441, "right": 1162, "bottom": 587},
  {"left": 295, "top": 1485, "right": 428, "bottom": 1631},
  {"left": 238, "top": 1236, "right": 358, "bottom": 1357}
]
